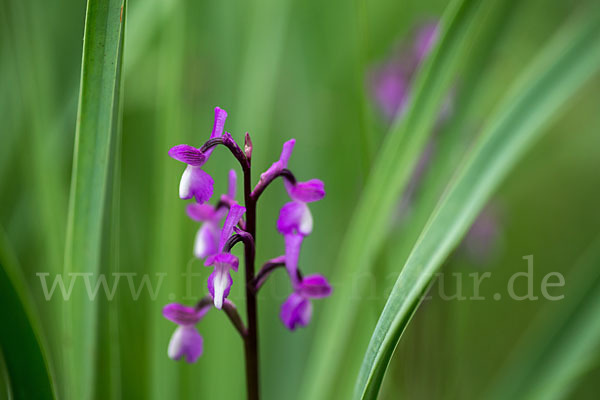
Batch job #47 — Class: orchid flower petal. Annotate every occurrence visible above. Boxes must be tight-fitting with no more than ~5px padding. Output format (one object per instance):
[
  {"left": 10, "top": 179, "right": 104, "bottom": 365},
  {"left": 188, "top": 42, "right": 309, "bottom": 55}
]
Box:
[
  {"left": 259, "top": 139, "right": 296, "bottom": 182},
  {"left": 277, "top": 201, "right": 313, "bottom": 236},
  {"left": 278, "top": 139, "right": 295, "bottom": 167},
  {"left": 280, "top": 293, "right": 312, "bottom": 330},
  {"left": 226, "top": 169, "right": 237, "bottom": 200},
  {"left": 168, "top": 325, "right": 204, "bottom": 363},
  {"left": 179, "top": 165, "right": 214, "bottom": 203},
  {"left": 283, "top": 234, "right": 302, "bottom": 284},
  {"left": 162, "top": 303, "right": 208, "bottom": 325},
  {"left": 194, "top": 223, "right": 220, "bottom": 259},
  {"left": 298, "top": 274, "right": 332, "bottom": 299},
  {"left": 285, "top": 179, "right": 326, "bottom": 203},
  {"left": 211, "top": 107, "right": 228, "bottom": 139},
  {"left": 203, "top": 107, "right": 228, "bottom": 159},
  {"left": 186, "top": 203, "right": 219, "bottom": 222},
  {"left": 168, "top": 144, "right": 207, "bottom": 166},
  {"left": 205, "top": 252, "right": 239, "bottom": 271},
  {"left": 207, "top": 263, "right": 234, "bottom": 309},
  {"left": 218, "top": 204, "right": 246, "bottom": 251}
]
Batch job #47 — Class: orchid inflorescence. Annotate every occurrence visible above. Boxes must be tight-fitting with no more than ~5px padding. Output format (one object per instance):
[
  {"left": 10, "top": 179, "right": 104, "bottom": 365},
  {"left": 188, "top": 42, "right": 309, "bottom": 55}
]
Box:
[{"left": 162, "top": 107, "right": 331, "bottom": 397}]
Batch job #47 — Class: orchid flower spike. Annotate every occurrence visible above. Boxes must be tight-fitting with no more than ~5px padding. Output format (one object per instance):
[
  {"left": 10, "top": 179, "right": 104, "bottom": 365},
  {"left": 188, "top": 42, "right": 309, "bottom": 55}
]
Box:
[
  {"left": 280, "top": 274, "right": 332, "bottom": 330},
  {"left": 370, "top": 22, "right": 440, "bottom": 121},
  {"left": 205, "top": 203, "right": 246, "bottom": 309},
  {"left": 163, "top": 302, "right": 211, "bottom": 363},
  {"left": 168, "top": 107, "right": 228, "bottom": 203},
  {"left": 187, "top": 170, "right": 237, "bottom": 259}
]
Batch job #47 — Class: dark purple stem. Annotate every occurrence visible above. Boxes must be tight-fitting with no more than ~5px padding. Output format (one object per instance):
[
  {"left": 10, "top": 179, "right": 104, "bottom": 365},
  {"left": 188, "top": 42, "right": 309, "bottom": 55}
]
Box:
[
  {"left": 250, "top": 168, "right": 296, "bottom": 201},
  {"left": 223, "top": 300, "right": 248, "bottom": 338},
  {"left": 200, "top": 136, "right": 249, "bottom": 170},
  {"left": 242, "top": 153, "right": 260, "bottom": 400},
  {"left": 202, "top": 135, "right": 258, "bottom": 399},
  {"left": 252, "top": 259, "right": 286, "bottom": 293},
  {"left": 222, "top": 232, "right": 253, "bottom": 254},
  {"left": 194, "top": 295, "right": 214, "bottom": 312}
]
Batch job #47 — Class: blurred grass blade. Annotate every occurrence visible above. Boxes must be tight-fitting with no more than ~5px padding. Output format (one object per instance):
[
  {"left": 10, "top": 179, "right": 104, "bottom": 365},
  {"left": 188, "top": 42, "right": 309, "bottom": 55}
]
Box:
[
  {"left": 0, "top": 229, "right": 55, "bottom": 399},
  {"left": 0, "top": 347, "right": 12, "bottom": 400},
  {"left": 148, "top": 3, "right": 187, "bottom": 399},
  {"left": 63, "top": 0, "right": 127, "bottom": 399},
  {"left": 486, "top": 236, "right": 600, "bottom": 400},
  {"left": 300, "top": 0, "right": 485, "bottom": 397},
  {"left": 355, "top": 12, "right": 600, "bottom": 400}
]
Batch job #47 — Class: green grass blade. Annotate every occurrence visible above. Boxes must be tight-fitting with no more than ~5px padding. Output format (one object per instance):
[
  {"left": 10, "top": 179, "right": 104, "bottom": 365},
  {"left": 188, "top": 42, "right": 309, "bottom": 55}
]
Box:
[
  {"left": 148, "top": 3, "right": 187, "bottom": 398},
  {"left": 299, "top": 0, "right": 485, "bottom": 397},
  {"left": 63, "top": 0, "right": 127, "bottom": 398},
  {"left": 0, "top": 346, "right": 13, "bottom": 400},
  {"left": 354, "top": 11, "right": 600, "bottom": 399},
  {"left": 0, "top": 229, "right": 55, "bottom": 399},
  {"left": 486, "top": 236, "right": 600, "bottom": 400}
]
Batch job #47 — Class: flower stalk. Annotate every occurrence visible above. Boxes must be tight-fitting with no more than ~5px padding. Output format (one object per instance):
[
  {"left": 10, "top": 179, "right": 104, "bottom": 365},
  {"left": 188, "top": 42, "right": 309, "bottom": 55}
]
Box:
[{"left": 242, "top": 152, "right": 260, "bottom": 400}]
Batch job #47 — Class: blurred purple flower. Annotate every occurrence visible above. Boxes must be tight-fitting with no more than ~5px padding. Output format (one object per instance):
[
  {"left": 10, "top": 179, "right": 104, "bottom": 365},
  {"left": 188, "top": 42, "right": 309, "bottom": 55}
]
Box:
[
  {"left": 370, "top": 23, "right": 503, "bottom": 262},
  {"left": 462, "top": 205, "right": 503, "bottom": 264},
  {"left": 204, "top": 203, "right": 246, "bottom": 309},
  {"left": 370, "top": 22, "right": 439, "bottom": 121},
  {"left": 187, "top": 169, "right": 237, "bottom": 259},
  {"left": 280, "top": 274, "right": 332, "bottom": 330},
  {"left": 168, "top": 107, "right": 228, "bottom": 203},
  {"left": 163, "top": 302, "right": 211, "bottom": 363},
  {"left": 413, "top": 22, "right": 439, "bottom": 64}
]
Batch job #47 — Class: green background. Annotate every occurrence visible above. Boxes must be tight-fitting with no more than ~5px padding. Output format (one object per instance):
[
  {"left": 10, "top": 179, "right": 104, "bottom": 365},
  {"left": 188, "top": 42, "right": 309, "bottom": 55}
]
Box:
[{"left": 1, "top": 0, "right": 599, "bottom": 399}]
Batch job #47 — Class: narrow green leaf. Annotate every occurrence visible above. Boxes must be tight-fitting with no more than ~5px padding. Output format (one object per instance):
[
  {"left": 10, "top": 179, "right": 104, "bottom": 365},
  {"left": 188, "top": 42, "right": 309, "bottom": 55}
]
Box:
[
  {"left": 0, "top": 346, "right": 13, "bottom": 400},
  {"left": 355, "top": 11, "right": 600, "bottom": 399},
  {"left": 486, "top": 236, "right": 600, "bottom": 400},
  {"left": 299, "top": 0, "right": 485, "bottom": 397},
  {"left": 0, "top": 229, "right": 55, "bottom": 400},
  {"left": 63, "top": 1, "right": 127, "bottom": 399}
]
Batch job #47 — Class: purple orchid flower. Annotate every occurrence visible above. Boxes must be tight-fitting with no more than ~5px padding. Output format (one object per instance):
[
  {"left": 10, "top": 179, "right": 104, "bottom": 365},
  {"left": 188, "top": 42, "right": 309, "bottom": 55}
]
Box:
[
  {"left": 263, "top": 141, "right": 325, "bottom": 282},
  {"left": 280, "top": 274, "right": 332, "bottom": 330},
  {"left": 204, "top": 203, "right": 246, "bottom": 309},
  {"left": 168, "top": 107, "right": 228, "bottom": 203},
  {"left": 370, "top": 22, "right": 439, "bottom": 121},
  {"left": 163, "top": 302, "right": 211, "bottom": 363},
  {"left": 187, "top": 169, "right": 237, "bottom": 259},
  {"left": 276, "top": 179, "right": 325, "bottom": 283}
]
